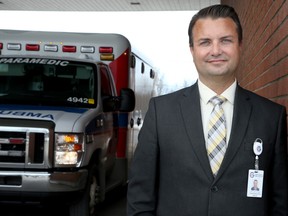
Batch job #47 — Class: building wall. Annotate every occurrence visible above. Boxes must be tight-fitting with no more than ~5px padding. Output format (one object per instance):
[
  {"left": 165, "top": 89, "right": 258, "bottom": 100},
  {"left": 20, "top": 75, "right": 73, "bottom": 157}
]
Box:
[{"left": 221, "top": 0, "right": 287, "bottom": 110}]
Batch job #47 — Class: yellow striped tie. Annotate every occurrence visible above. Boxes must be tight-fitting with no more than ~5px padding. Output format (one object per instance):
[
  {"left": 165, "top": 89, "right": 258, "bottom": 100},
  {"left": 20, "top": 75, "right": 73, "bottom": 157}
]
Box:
[{"left": 207, "top": 95, "right": 227, "bottom": 176}]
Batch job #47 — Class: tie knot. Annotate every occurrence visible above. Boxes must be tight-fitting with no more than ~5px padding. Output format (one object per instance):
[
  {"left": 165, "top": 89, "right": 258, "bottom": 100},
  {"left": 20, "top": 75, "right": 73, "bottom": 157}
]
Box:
[{"left": 210, "top": 95, "right": 226, "bottom": 106}]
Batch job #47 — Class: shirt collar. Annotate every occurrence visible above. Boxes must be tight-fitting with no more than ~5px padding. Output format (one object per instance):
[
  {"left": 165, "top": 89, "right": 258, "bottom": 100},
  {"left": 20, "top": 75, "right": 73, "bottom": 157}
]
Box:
[{"left": 198, "top": 79, "right": 237, "bottom": 105}]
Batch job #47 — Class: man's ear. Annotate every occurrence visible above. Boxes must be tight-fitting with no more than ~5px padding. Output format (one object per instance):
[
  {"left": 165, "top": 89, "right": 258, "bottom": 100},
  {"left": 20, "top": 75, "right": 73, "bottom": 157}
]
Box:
[
  {"left": 189, "top": 46, "right": 193, "bottom": 53},
  {"left": 189, "top": 46, "right": 194, "bottom": 57}
]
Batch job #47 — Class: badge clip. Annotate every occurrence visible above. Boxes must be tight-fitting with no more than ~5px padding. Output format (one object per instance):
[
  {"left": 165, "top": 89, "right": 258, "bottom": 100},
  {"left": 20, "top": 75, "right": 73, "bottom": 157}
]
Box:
[{"left": 253, "top": 138, "right": 263, "bottom": 170}]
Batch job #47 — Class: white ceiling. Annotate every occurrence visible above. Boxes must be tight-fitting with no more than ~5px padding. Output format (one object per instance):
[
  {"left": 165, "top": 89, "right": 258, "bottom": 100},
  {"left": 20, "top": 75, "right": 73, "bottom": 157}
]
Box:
[{"left": 0, "top": 0, "right": 220, "bottom": 11}]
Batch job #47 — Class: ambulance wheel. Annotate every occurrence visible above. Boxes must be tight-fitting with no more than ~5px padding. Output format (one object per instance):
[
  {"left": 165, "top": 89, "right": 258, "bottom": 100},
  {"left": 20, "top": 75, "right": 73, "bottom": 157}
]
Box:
[{"left": 69, "top": 165, "right": 101, "bottom": 216}]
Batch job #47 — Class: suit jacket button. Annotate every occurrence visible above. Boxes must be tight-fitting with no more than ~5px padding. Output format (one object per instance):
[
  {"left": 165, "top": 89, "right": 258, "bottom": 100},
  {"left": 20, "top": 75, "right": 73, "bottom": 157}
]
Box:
[{"left": 211, "top": 186, "right": 218, "bottom": 192}]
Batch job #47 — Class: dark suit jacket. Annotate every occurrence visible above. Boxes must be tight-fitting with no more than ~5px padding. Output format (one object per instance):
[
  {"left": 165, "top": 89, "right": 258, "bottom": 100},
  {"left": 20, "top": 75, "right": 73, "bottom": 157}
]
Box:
[{"left": 127, "top": 83, "right": 288, "bottom": 216}]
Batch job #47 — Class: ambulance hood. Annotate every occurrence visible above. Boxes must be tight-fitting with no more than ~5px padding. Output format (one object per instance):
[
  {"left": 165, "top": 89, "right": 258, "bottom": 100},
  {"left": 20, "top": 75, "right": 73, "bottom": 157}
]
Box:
[{"left": 0, "top": 104, "right": 89, "bottom": 132}]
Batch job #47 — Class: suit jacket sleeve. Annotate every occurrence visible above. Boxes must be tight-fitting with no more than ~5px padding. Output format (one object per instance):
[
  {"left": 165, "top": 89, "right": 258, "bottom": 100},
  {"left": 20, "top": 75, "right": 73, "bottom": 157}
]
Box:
[
  {"left": 270, "top": 105, "right": 287, "bottom": 215},
  {"left": 127, "top": 97, "right": 158, "bottom": 216}
]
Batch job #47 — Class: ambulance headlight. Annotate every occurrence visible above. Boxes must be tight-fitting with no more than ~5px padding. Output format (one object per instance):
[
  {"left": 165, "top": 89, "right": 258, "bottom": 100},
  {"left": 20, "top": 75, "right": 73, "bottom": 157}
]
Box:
[{"left": 55, "top": 133, "right": 84, "bottom": 167}]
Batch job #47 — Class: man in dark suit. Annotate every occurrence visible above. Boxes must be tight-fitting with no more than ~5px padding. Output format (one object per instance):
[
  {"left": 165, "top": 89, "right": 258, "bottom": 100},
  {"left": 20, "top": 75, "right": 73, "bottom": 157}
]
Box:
[
  {"left": 127, "top": 4, "right": 287, "bottom": 216},
  {"left": 251, "top": 179, "right": 260, "bottom": 191}
]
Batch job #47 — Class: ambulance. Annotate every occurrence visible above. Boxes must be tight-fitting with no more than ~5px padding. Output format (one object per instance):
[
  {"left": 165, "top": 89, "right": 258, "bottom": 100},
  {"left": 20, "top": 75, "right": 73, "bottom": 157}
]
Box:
[{"left": 0, "top": 29, "right": 156, "bottom": 216}]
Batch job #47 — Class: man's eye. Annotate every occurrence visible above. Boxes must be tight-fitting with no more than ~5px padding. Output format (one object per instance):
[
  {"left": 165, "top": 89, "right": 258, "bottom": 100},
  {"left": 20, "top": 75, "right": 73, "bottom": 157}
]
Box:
[
  {"left": 199, "top": 41, "right": 210, "bottom": 46},
  {"left": 221, "top": 39, "right": 232, "bottom": 44}
]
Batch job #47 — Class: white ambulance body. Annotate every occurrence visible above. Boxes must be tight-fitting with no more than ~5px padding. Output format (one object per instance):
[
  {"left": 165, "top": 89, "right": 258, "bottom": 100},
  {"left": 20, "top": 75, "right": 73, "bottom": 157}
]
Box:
[{"left": 0, "top": 29, "right": 156, "bottom": 216}]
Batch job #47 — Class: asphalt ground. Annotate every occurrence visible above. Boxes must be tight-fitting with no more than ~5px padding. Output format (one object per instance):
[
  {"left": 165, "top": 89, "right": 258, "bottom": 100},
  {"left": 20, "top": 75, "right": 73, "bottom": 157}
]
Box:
[{"left": 1, "top": 185, "right": 127, "bottom": 216}]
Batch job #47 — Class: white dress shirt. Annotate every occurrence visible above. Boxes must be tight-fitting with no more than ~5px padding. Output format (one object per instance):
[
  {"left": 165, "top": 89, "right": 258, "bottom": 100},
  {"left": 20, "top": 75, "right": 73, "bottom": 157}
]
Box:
[{"left": 198, "top": 79, "right": 237, "bottom": 147}]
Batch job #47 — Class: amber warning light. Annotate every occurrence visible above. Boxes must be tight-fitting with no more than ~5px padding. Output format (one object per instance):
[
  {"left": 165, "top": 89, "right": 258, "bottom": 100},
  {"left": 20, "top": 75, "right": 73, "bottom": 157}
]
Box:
[{"left": 99, "top": 46, "right": 114, "bottom": 61}]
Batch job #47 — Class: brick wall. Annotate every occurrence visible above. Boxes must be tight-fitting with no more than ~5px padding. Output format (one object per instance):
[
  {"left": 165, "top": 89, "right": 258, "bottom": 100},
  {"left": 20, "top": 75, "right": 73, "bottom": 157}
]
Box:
[{"left": 221, "top": 0, "right": 288, "bottom": 109}]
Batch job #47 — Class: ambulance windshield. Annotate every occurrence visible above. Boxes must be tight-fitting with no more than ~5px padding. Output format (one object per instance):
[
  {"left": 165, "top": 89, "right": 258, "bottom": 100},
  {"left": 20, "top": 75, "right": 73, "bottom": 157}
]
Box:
[{"left": 0, "top": 58, "right": 97, "bottom": 108}]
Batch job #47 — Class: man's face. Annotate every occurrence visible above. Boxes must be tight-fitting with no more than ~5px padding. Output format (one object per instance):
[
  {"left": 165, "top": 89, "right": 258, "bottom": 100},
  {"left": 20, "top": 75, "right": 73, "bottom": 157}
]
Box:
[{"left": 190, "top": 17, "right": 241, "bottom": 83}]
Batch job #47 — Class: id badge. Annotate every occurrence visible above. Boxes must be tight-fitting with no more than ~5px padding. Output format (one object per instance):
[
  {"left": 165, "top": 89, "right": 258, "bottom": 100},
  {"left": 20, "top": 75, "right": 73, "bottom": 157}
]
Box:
[{"left": 246, "top": 169, "right": 264, "bottom": 198}]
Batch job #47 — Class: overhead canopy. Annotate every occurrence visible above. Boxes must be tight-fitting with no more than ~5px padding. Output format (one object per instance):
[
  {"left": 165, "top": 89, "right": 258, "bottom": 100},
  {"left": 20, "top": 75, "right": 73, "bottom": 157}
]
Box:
[{"left": 0, "top": 0, "right": 220, "bottom": 11}]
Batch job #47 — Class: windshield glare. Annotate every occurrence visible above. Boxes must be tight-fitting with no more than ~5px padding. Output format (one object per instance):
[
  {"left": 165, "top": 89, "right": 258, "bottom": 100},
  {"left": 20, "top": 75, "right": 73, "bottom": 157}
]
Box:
[{"left": 0, "top": 58, "right": 97, "bottom": 108}]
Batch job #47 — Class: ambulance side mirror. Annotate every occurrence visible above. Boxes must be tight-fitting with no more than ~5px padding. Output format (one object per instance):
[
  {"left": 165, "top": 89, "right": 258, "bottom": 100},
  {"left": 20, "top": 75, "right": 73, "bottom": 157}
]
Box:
[
  {"left": 102, "top": 88, "right": 135, "bottom": 112},
  {"left": 119, "top": 88, "right": 135, "bottom": 112}
]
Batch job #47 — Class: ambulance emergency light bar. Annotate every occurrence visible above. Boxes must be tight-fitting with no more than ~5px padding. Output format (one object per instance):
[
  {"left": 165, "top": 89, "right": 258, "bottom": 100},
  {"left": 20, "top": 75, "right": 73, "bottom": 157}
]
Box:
[{"left": 0, "top": 42, "right": 114, "bottom": 61}]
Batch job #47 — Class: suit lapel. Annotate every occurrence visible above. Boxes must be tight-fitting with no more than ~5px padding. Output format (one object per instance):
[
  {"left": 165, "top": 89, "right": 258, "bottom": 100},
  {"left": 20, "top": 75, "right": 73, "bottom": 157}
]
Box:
[
  {"left": 180, "top": 84, "right": 213, "bottom": 180},
  {"left": 216, "top": 86, "right": 252, "bottom": 179},
  {"left": 180, "top": 84, "right": 252, "bottom": 181}
]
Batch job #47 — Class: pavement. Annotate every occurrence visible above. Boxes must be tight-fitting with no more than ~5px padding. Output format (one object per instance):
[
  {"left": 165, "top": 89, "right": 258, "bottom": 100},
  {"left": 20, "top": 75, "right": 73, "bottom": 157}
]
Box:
[{"left": 1, "top": 185, "right": 127, "bottom": 216}]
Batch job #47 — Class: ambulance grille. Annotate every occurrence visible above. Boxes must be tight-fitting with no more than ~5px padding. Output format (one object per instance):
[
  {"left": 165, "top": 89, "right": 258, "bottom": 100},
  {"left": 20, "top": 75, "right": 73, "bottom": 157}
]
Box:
[
  {"left": 0, "top": 119, "right": 54, "bottom": 169},
  {"left": 0, "top": 131, "right": 44, "bottom": 163}
]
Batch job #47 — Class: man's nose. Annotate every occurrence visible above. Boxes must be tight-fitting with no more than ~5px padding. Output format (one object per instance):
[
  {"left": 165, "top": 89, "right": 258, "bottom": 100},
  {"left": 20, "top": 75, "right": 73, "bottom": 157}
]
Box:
[{"left": 211, "top": 42, "right": 222, "bottom": 56}]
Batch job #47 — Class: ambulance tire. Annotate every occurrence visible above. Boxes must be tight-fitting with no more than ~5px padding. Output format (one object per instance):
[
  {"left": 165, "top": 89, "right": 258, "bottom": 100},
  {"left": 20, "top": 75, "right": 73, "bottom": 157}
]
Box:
[{"left": 69, "top": 164, "right": 100, "bottom": 216}]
